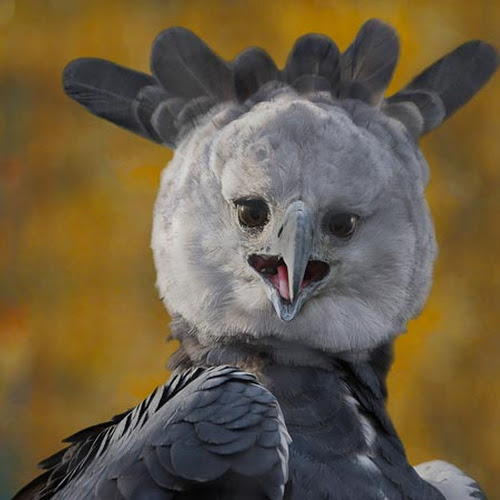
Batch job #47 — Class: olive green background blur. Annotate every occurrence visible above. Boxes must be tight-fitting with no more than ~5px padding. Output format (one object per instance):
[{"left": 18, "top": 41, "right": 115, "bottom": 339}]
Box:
[{"left": 0, "top": 0, "right": 499, "bottom": 498}]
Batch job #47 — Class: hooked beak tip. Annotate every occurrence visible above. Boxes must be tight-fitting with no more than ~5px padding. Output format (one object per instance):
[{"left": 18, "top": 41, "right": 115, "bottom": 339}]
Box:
[
  {"left": 249, "top": 254, "right": 329, "bottom": 321},
  {"left": 270, "top": 293, "right": 300, "bottom": 322}
]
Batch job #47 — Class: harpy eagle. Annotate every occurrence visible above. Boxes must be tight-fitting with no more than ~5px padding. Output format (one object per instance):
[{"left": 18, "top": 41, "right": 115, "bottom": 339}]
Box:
[{"left": 13, "top": 19, "right": 498, "bottom": 500}]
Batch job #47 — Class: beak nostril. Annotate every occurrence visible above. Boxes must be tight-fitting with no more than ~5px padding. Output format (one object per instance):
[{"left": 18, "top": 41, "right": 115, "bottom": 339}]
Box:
[{"left": 277, "top": 226, "right": 283, "bottom": 238}]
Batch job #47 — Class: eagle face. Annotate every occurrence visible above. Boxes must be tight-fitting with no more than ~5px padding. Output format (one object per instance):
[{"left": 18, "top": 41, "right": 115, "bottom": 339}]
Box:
[
  {"left": 62, "top": 21, "right": 496, "bottom": 355},
  {"left": 152, "top": 93, "right": 437, "bottom": 354}
]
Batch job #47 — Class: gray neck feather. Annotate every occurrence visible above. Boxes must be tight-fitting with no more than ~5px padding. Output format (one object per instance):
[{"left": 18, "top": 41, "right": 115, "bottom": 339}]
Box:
[
  {"left": 168, "top": 315, "right": 444, "bottom": 499},
  {"left": 168, "top": 315, "right": 393, "bottom": 392},
  {"left": 168, "top": 314, "right": 396, "bottom": 451}
]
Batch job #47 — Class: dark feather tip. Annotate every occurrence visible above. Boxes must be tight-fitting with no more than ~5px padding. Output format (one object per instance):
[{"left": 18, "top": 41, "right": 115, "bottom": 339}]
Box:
[
  {"left": 233, "top": 47, "right": 280, "bottom": 102},
  {"left": 284, "top": 33, "right": 340, "bottom": 92},
  {"left": 341, "top": 19, "right": 400, "bottom": 105},
  {"left": 389, "top": 40, "right": 498, "bottom": 135},
  {"left": 63, "top": 58, "right": 163, "bottom": 143},
  {"left": 151, "top": 26, "right": 233, "bottom": 102},
  {"left": 406, "top": 40, "right": 498, "bottom": 116}
]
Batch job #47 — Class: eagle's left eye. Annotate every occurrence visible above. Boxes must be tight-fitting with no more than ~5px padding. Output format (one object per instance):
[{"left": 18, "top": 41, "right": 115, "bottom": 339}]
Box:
[
  {"left": 236, "top": 199, "right": 270, "bottom": 229},
  {"left": 327, "top": 213, "right": 359, "bottom": 238}
]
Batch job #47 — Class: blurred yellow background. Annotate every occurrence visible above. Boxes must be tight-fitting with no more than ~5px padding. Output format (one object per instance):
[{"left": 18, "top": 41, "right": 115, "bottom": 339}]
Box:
[{"left": 0, "top": 0, "right": 499, "bottom": 498}]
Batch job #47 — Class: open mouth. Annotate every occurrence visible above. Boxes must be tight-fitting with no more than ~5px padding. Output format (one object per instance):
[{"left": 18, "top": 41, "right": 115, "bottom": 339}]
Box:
[{"left": 248, "top": 254, "right": 329, "bottom": 302}]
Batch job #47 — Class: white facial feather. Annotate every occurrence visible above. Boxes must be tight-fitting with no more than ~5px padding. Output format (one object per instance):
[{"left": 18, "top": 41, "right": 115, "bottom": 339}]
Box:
[{"left": 151, "top": 91, "right": 437, "bottom": 354}]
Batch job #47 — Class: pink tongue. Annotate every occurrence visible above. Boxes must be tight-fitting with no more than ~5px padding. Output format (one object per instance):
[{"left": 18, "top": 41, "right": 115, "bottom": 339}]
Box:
[{"left": 277, "top": 265, "right": 290, "bottom": 301}]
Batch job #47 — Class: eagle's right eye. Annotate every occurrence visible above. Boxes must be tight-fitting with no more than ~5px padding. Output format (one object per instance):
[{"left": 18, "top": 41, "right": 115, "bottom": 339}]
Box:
[{"left": 236, "top": 199, "right": 270, "bottom": 229}]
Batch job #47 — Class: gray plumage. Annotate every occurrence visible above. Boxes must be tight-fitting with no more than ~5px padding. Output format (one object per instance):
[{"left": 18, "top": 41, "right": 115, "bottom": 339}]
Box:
[
  {"left": 14, "top": 367, "right": 290, "bottom": 500},
  {"left": 16, "top": 18, "right": 497, "bottom": 500}
]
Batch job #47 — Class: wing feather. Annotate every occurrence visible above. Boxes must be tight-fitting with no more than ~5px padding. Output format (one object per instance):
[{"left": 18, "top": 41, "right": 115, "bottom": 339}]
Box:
[{"left": 13, "top": 366, "right": 290, "bottom": 500}]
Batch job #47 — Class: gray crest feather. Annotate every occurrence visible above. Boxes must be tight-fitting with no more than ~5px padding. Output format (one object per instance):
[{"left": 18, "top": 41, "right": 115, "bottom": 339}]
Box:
[
  {"left": 384, "top": 90, "right": 445, "bottom": 138},
  {"left": 233, "top": 47, "right": 281, "bottom": 102},
  {"left": 150, "top": 98, "right": 187, "bottom": 148},
  {"left": 150, "top": 27, "right": 234, "bottom": 102},
  {"left": 62, "top": 58, "right": 164, "bottom": 143},
  {"left": 340, "top": 19, "right": 400, "bottom": 105},
  {"left": 132, "top": 85, "right": 171, "bottom": 142},
  {"left": 62, "top": 20, "right": 497, "bottom": 148},
  {"left": 283, "top": 33, "right": 340, "bottom": 93},
  {"left": 388, "top": 40, "right": 498, "bottom": 135}
]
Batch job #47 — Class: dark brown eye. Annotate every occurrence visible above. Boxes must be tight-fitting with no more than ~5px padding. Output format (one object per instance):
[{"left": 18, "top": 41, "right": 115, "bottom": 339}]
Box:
[
  {"left": 236, "top": 199, "right": 270, "bottom": 229},
  {"left": 328, "top": 213, "right": 358, "bottom": 238}
]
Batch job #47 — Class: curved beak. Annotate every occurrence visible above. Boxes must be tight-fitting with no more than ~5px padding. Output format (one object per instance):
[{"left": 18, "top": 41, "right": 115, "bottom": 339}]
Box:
[
  {"left": 248, "top": 201, "right": 329, "bottom": 322},
  {"left": 279, "top": 200, "right": 314, "bottom": 303},
  {"left": 269, "top": 201, "right": 322, "bottom": 322}
]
